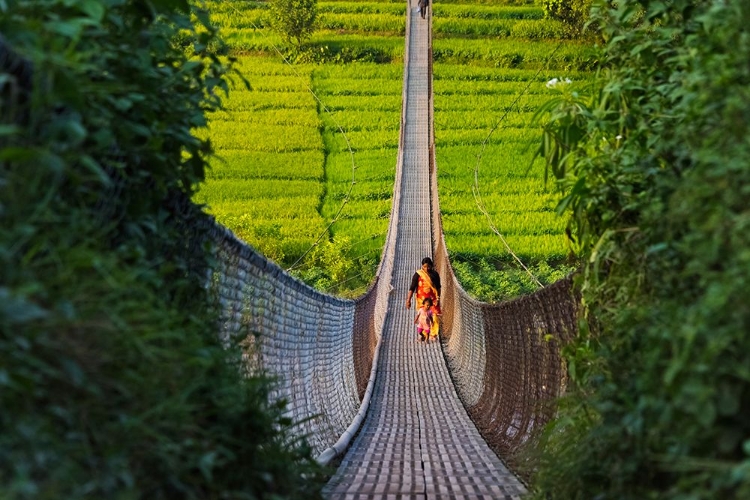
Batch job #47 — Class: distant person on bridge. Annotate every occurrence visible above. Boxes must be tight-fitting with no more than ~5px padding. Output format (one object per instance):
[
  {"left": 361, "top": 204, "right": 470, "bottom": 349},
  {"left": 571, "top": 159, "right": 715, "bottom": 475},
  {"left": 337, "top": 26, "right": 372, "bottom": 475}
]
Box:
[
  {"left": 406, "top": 257, "right": 442, "bottom": 339},
  {"left": 418, "top": 0, "right": 429, "bottom": 19}
]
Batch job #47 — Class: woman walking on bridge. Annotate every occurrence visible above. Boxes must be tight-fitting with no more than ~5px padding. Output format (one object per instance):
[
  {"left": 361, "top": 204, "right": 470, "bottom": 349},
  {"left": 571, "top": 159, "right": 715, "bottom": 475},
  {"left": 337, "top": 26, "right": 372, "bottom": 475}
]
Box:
[
  {"left": 405, "top": 257, "right": 442, "bottom": 339},
  {"left": 418, "top": 0, "right": 429, "bottom": 19}
]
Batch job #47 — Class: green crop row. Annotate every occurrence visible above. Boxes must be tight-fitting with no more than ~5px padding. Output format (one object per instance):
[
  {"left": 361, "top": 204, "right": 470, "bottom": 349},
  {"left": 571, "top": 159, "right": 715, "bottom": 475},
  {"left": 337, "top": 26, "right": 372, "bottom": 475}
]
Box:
[
  {"left": 312, "top": 77, "right": 403, "bottom": 96},
  {"left": 329, "top": 218, "right": 391, "bottom": 264},
  {"left": 210, "top": 108, "right": 321, "bottom": 127},
  {"left": 440, "top": 191, "right": 558, "bottom": 215},
  {"left": 206, "top": 150, "right": 325, "bottom": 181},
  {"left": 196, "top": 179, "right": 324, "bottom": 202},
  {"left": 434, "top": 18, "right": 569, "bottom": 39},
  {"left": 209, "top": 8, "right": 268, "bottom": 30},
  {"left": 433, "top": 37, "right": 597, "bottom": 69},
  {"left": 319, "top": 1, "right": 407, "bottom": 15},
  {"left": 434, "top": 65, "right": 590, "bottom": 83},
  {"left": 223, "top": 90, "right": 314, "bottom": 111},
  {"left": 325, "top": 127, "right": 400, "bottom": 151},
  {"left": 315, "top": 12, "right": 566, "bottom": 39},
  {"left": 433, "top": 4, "right": 543, "bottom": 20},
  {"left": 319, "top": 13, "right": 405, "bottom": 34},
  {"left": 437, "top": 144, "right": 546, "bottom": 179},
  {"left": 195, "top": 56, "right": 329, "bottom": 263},
  {"left": 201, "top": 198, "right": 323, "bottom": 220},
  {"left": 435, "top": 97, "right": 542, "bottom": 113},
  {"left": 323, "top": 94, "right": 402, "bottom": 111},
  {"left": 445, "top": 233, "right": 568, "bottom": 261},
  {"left": 435, "top": 110, "right": 536, "bottom": 131},
  {"left": 325, "top": 148, "right": 398, "bottom": 183},
  {"left": 208, "top": 213, "right": 328, "bottom": 262},
  {"left": 436, "top": 127, "right": 539, "bottom": 147},
  {"left": 219, "top": 29, "right": 406, "bottom": 62},
  {"left": 442, "top": 211, "right": 565, "bottom": 236},
  {"left": 314, "top": 62, "right": 404, "bottom": 80},
  {"left": 433, "top": 80, "right": 559, "bottom": 97},
  {"left": 198, "top": 122, "right": 322, "bottom": 152}
]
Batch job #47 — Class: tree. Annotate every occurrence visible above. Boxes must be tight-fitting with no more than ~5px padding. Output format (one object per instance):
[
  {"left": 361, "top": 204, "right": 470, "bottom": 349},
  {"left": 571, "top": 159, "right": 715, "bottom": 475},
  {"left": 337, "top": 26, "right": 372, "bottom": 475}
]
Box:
[{"left": 269, "top": 0, "right": 318, "bottom": 49}]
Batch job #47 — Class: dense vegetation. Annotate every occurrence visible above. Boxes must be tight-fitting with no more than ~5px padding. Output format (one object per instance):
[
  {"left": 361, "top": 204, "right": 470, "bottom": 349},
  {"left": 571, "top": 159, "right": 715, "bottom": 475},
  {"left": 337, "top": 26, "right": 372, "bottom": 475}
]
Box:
[
  {"left": 527, "top": 0, "right": 750, "bottom": 498},
  {"left": 0, "top": 0, "right": 324, "bottom": 497}
]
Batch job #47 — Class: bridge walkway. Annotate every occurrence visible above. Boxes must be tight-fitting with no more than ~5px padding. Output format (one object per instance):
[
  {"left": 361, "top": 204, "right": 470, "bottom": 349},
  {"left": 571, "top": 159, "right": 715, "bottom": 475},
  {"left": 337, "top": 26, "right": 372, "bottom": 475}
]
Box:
[{"left": 322, "top": 2, "right": 527, "bottom": 498}]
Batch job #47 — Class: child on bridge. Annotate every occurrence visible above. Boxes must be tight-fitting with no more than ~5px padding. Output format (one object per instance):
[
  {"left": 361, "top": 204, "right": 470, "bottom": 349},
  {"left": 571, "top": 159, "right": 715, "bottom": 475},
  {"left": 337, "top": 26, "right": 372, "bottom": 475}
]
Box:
[{"left": 414, "top": 297, "right": 434, "bottom": 342}]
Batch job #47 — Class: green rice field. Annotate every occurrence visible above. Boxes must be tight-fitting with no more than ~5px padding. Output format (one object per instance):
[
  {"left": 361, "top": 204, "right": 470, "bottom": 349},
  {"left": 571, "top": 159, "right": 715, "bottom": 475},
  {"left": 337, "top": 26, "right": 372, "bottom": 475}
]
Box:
[{"left": 196, "top": 0, "right": 593, "bottom": 300}]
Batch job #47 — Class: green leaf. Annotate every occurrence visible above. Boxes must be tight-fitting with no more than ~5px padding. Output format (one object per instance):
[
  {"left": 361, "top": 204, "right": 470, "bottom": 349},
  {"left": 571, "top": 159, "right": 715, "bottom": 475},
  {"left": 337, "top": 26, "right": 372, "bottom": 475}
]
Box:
[
  {"left": 78, "top": 0, "right": 106, "bottom": 21},
  {"left": 0, "top": 125, "right": 21, "bottom": 137},
  {"left": 0, "top": 288, "right": 48, "bottom": 324}
]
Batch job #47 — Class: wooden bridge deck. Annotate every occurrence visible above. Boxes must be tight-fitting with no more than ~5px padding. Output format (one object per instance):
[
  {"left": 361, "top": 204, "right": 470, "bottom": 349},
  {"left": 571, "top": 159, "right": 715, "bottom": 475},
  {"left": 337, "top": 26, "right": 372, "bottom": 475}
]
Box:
[{"left": 322, "top": 2, "right": 527, "bottom": 498}]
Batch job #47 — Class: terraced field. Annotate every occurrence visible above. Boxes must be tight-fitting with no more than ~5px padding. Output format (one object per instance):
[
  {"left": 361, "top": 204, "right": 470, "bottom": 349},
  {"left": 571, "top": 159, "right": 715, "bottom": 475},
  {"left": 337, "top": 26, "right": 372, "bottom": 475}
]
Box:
[{"left": 197, "top": 0, "right": 593, "bottom": 300}]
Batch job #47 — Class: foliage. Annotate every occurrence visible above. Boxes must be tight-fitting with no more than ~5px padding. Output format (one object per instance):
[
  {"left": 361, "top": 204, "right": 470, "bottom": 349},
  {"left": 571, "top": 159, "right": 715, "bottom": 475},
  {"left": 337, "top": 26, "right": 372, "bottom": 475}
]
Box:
[
  {"left": 538, "top": 0, "right": 593, "bottom": 36},
  {"left": 432, "top": 37, "right": 597, "bottom": 69},
  {"left": 0, "top": 0, "right": 324, "bottom": 497},
  {"left": 528, "top": 0, "right": 750, "bottom": 497},
  {"left": 268, "top": 0, "right": 319, "bottom": 48},
  {"left": 290, "top": 236, "right": 377, "bottom": 297}
]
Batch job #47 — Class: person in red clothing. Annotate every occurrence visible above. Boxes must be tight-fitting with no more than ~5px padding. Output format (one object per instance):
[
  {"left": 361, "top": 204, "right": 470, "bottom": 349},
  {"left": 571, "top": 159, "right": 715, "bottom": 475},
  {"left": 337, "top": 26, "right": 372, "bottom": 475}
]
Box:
[{"left": 405, "top": 257, "right": 442, "bottom": 338}]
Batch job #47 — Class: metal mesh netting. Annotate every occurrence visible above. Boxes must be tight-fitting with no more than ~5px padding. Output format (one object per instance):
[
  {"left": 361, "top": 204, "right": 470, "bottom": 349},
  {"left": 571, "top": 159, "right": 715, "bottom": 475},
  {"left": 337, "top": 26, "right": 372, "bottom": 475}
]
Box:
[
  {"left": 186, "top": 76, "right": 405, "bottom": 456},
  {"left": 189, "top": 218, "right": 390, "bottom": 457}
]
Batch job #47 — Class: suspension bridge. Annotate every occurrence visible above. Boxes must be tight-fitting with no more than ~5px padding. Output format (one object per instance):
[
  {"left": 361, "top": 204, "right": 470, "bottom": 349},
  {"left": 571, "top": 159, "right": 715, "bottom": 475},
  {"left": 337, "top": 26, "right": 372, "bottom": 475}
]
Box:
[{"left": 195, "top": 1, "right": 578, "bottom": 498}]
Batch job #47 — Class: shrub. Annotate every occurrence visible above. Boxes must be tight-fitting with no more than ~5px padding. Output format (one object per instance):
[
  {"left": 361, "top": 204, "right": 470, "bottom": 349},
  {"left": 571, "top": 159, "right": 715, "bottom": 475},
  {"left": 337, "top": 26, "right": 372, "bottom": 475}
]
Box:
[
  {"left": 268, "top": 0, "right": 318, "bottom": 49},
  {"left": 538, "top": 0, "right": 593, "bottom": 36},
  {"left": 528, "top": 0, "right": 750, "bottom": 498},
  {"left": 0, "top": 0, "right": 324, "bottom": 497}
]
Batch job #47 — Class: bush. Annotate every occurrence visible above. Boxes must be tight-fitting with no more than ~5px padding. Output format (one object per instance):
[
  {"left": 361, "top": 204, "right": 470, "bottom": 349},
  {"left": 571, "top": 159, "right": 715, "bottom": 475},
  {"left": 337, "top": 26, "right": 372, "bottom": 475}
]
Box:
[
  {"left": 268, "top": 0, "right": 318, "bottom": 49},
  {"left": 452, "top": 257, "right": 573, "bottom": 302},
  {"left": 510, "top": 19, "right": 570, "bottom": 39},
  {"left": 0, "top": 0, "right": 325, "bottom": 497},
  {"left": 529, "top": 1, "right": 750, "bottom": 498},
  {"left": 538, "top": 0, "right": 593, "bottom": 36}
]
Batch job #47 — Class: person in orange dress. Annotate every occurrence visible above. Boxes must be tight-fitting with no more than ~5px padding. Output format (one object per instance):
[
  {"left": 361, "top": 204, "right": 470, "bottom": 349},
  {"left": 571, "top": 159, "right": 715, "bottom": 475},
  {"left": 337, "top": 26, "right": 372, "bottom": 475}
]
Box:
[{"left": 405, "top": 257, "right": 442, "bottom": 339}]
